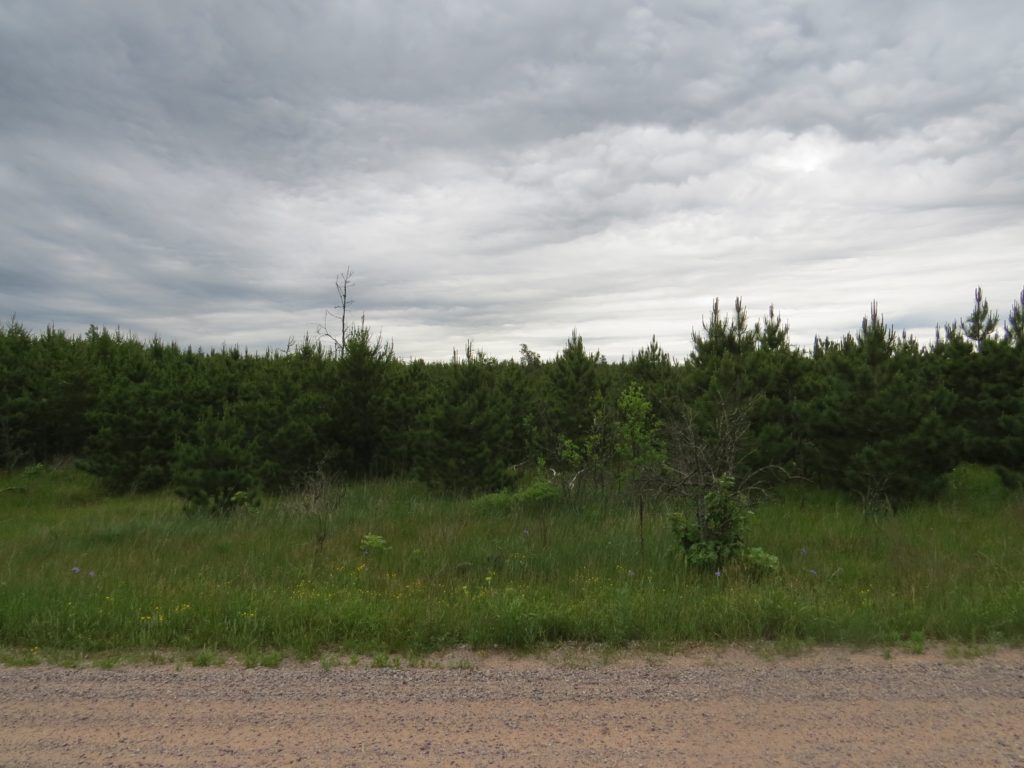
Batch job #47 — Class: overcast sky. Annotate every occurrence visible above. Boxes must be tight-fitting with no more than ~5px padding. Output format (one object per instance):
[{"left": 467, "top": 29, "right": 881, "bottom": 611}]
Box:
[{"left": 2, "top": 1, "right": 1022, "bottom": 361}]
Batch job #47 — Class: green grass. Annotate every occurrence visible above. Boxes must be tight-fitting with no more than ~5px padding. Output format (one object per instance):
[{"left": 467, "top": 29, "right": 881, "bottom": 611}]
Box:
[{"left": 1, "top": 463, "right": 1022, "bottom": 659}]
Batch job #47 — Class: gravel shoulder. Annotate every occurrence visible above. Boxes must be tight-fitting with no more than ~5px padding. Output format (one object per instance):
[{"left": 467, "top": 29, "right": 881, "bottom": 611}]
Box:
[{"left": 2, "top": 646, "right": 1023, "bottom": 767}]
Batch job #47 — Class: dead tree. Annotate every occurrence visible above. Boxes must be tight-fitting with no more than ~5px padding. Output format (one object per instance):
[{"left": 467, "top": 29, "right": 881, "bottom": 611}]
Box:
[{"left": 318, "top": 267, "right": 353, "bottom": 357}]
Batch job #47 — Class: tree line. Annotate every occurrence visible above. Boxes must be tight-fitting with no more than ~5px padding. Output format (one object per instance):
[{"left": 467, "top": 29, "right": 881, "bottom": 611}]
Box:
[{"left": 2, "top": 286, "right": 1022, "bottom": 514}]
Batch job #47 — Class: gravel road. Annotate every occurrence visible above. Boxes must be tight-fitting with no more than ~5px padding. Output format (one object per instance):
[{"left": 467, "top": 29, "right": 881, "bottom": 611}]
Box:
[{"left": 2, "top": 647, "right": 1023, "bottom": 767}]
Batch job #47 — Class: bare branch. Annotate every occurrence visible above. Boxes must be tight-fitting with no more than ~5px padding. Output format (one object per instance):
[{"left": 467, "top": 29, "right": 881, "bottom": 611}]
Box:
[{"left": 318, "top": 268, "right": 354, "bottom": 357}]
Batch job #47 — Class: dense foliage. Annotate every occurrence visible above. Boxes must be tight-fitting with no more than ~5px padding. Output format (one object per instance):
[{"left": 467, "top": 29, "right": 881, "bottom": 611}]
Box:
[{"left": 2, "top": 287, "right": 1022, "bottom": 514}]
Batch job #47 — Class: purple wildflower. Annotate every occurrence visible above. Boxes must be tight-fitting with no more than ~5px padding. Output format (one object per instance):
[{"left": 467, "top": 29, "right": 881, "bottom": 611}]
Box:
[
  {"left": 714, "top": 570, "right": 721, "bottom": 578},
  {"left": 71, "top": 566, "right": 81, "bottom": 574}
]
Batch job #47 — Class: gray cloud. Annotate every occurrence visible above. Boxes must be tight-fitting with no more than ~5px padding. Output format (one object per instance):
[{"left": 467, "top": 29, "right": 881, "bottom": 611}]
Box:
[{"left": 1, "top": 0, "right": 1022, "bottom": 359}]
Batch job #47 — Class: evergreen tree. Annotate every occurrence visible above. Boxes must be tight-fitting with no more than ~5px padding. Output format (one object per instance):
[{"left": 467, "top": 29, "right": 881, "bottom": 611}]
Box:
[
  {"left": 172, "top": 403, "right": 259, "bottom": 515},
  {"left": 1005, "top": 287, "right": 1024, "bottom": 350},
  {"left": 626, "top": 336, "right": 682, "bottom": 426},
  {"left": 329, "top": 323, "right": 397, "bottom": 477},
  {"left": 538, "top": 331, "right": 629, "bottom": 496},
  {"left": 239, "top": 338, "right": 332, "bottom": 492},
  {"left": 515, "top": 344, "right": 549, "bottom": 466},
  {"left": 799, "top": 303, "right": 954, "bottom": 507},
  {"left": 0, "top": 319, "right": 34, "bottom": 468},
  {"left": 676, "top": 298, "right": 802, "bottom": 487},
  {"left": 961, "top": 286, "right": 1000, "bottom": 351},
  {"left": 385, "top": 358, "right": 438, "bottom": 477},
  {"left": 936, "top": 288, "right": 1024, "bottom": 473},
  {"left": 422, "top": 343, "right": 518, "bottom": 492},
  {"left": 999, "top": 288, "right": 1024, "bottom": 481},
  {"left": 79, "top": 334, "right": 188, "bottom": 492},
  {"left": 24, "top": 327, "right": 96, "bottom": 460},
  {"left": 545, "top": 330, "right": 605, "bottom": 468},
  {"left": 6, "top": 280, "right": 1020, "bottom": 505},
  {"left": 734, "top": 305, "right": 808, "bottom": 474}
]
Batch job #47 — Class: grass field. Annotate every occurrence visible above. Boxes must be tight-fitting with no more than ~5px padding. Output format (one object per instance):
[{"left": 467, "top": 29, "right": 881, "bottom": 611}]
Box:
[{"left": 1, "top": 463, "right": 1022, "bottom": 663}]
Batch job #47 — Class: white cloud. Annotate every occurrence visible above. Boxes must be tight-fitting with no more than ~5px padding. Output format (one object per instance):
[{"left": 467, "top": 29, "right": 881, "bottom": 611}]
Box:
[{"left": 1, "top": 0, "right": 1022, "bottom": 359}]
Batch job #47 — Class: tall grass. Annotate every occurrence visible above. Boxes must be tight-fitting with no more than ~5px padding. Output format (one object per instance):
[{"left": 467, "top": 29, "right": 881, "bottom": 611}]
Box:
[{"left": 1, "top": 463, "right": 1022, "bottom": 655}]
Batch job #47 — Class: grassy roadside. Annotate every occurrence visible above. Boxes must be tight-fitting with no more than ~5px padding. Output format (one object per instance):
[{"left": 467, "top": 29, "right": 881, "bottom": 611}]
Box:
[{"left": 1, "top": 463, "right": 1022, "bottom": 661}]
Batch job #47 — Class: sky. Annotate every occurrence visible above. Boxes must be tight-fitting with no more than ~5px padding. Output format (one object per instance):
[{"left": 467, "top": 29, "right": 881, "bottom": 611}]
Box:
[{"left": 2, "top": 1, "right": 1022, "bottom": 361}]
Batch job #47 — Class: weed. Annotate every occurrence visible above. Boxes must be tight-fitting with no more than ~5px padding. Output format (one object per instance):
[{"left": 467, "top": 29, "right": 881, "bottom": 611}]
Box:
[
  {"left": 906, "top": 631, "right": 926, "bottom": 655},
  {"left": 1, "top": 465, "right": 1023, "bottom": 657},
  {"left": 191, "top": 649, "right": 217, "bottom": 667},
  {"left": 0, "top": 647, "right": 42, "bottom": 667},
  {"left": 295, "top": 462, "right": 338, "bottom": 572},
  {"left": 945, "top": 643, "right": 987, "bottom": 660},
  {"left": 360, "top": 533, "right": 389, "bottom": 553},
  {"left": 756, "top": 637, "right": 809, "bottom": 659},
  {"left": 371, "top": 652, "right": 400, "bottom": 668}
]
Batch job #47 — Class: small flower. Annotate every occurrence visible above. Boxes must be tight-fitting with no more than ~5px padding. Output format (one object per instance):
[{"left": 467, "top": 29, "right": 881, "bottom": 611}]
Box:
[
  {"left": 714, "top": 570, "right": 721, "bottom": 578},
  {"left": 88, "top": 571, "right": 96, "bottom": 578},
  {"left": 71, "top": 566, "right": 81, "bottom": 574},
  {"left": 808, "top": 569, "right": 817, "bottom": 576}
]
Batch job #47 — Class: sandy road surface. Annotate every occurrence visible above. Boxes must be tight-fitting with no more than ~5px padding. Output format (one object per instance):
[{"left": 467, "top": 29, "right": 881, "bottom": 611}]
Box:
[{"left": 2, "top": 648, "right": 1023, "bottom": 767}]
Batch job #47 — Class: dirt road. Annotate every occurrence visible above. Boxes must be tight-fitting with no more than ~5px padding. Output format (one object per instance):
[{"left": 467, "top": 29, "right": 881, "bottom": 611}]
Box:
[{"left": 2, "top": 647, "right": 1023, "bottom": 767}]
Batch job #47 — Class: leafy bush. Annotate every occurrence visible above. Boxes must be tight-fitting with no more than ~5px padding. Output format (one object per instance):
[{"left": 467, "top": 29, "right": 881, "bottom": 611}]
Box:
[
  {"left": 741, "top": 547, "right": 780, "bottom": 579},
  {"left": 360, "top": 533, "right": 389, "bottom": 553},
  {"left": 471, "top": 477, "right": 561, "bottom": 513},
  {"left": 516, "top": 478, "right": 562, "bottom": 507},
  {"left": 943, "top": 463, "right": 1008, "bottom": 505},
  {"left": 670, "top": 474, "right": 776, "bottom": 574}
]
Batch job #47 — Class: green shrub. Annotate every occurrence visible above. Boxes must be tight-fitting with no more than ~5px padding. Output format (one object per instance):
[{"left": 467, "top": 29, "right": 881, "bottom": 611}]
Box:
[
  {"left": 360, "top": 533, "right": 389, "bottom": 553},
  {"left": 472, "top": 478, "right": 562, "bottom": 513},
  {"left": 670, "top": 475, "right": 747, "bottom": 568},
  {"left": 670, "top": 474, "right": 777, "bottom": 574},
  {"left": 172, "top": 407, "right": 259, "bottom": 515},
  {"left": 943, "top": 463, "right": 1008, "bottom": 506},
  {"left": 741, "top": 547, "right": 780, "bottom": 579}
]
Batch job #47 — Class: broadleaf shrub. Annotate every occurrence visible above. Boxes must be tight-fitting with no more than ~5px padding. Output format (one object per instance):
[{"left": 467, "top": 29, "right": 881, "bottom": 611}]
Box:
[
  {"left": 670, "top": 474, "right": 776, "bottom": 574},
  {"left": 471, "top": 477, "right": 561, "bottom": 513}
]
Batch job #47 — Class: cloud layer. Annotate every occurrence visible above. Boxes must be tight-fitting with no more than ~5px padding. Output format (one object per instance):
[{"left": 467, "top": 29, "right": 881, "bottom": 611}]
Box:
[{"left": 2, "top": 1, "right": 1022, "bottom": 359}]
